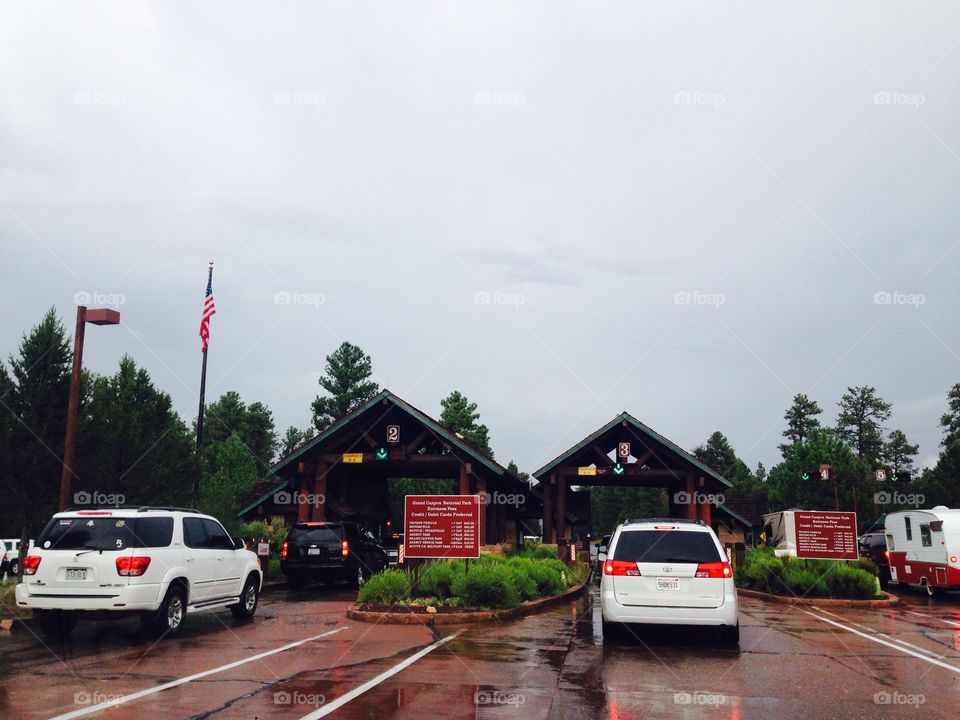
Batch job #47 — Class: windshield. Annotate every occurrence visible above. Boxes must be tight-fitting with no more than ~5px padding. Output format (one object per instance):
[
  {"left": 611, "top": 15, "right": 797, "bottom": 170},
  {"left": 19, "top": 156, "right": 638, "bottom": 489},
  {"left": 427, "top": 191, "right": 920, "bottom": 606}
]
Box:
[
  {"left": 613, "top": 530, "right": 722, "bottom": 564},
  {"left": 38, "top": 516, "right": 173, "bottom": 551},
  {"left": 291, "top": 525, "right": 342, "bottom": 544}
]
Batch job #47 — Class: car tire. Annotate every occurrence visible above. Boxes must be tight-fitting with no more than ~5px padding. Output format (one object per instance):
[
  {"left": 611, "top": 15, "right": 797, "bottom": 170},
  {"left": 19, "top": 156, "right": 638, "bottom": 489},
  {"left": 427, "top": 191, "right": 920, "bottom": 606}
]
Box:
[
  {"left": 35, "top": 610, "right": 76, "bottom": 641},
  {"left": 878, "top": 568, "right": 890, "bottom": 590},
  {"left": 9, "top": 559, "right": 19, "bottom": 576},
  {"left": 719, "top": 623, "right": 740, "bottom": 646},
  {"left": 354, "top": 564, "right": 368, "bottom": 588},
  {"left": 230, "top": 575, "right": 260, "bottom": 620},
  {"left": 144, "top": 585, "right": 187, "bottom": 638},
  {"left": 601, "top": 618, "right": 620, "bottom": 641}
]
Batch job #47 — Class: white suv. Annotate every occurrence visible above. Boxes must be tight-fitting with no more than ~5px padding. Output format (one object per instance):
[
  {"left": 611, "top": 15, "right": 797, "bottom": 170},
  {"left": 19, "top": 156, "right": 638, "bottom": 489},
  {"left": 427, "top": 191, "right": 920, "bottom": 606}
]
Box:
[
  {"left": 15, "top": 507, "right": 262, "bottom": 638},
  {"left": 2, "top": 538, "right": 32, "bottom": 576},
  {"left": 600, "top": 519, "right": 739, "bottom": 644}
]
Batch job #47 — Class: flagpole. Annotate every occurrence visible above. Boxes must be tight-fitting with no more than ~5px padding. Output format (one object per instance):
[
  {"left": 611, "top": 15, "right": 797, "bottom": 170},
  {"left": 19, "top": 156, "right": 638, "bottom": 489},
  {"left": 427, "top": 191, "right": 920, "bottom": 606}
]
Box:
[{"left": 194, "top": 261, "right": 213, "bottom": 501}]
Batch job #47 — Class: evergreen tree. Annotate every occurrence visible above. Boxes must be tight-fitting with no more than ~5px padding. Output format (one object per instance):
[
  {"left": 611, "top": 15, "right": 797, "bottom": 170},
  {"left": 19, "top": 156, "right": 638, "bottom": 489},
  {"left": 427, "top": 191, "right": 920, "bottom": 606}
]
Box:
[
  {"left": 439, "top": 390, "right": 492, "bottom": 457},
  {"left": 882, "top": 429, "right": 918, "bottom": 475},
  {"left": 779, "top": 393, "right": 823, "bottom": 456},
  {"left": 311, "top": 342, "right": 379, "bottom": 431},
  {"left": 280, "top": 425, "right": 312, "bottom": 458},
  {"left": 198, "top": 434, "right": 259, "bottom": 534},
  {"left": 198, "top": 391, "right": 277, "bottom": 473},
  {"left": 836, "top": 386, "right": 892, "bottom": 463}
]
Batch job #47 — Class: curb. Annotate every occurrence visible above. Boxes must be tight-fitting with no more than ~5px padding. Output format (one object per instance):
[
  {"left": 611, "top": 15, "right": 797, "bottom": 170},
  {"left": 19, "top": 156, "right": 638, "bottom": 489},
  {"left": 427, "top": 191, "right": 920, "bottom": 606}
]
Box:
[
  {"left": 736, "top": 587, "right": 900, "bottom": 608},
  {"left": 346, "top": 579, "right": 589, "bottom": 625}
]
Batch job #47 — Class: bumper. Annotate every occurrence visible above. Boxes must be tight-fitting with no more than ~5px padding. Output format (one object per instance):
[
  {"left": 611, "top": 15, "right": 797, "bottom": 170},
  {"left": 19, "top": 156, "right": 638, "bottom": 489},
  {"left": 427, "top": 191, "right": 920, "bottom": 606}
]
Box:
[
  {"left": 281, "top": 561, "right": 350, "bottom": 579},
  {"left": 15, "top": 582, "right": 163, "bottom": 612},
  {"left": 600, "top": 586, "right": 739, "bottom": 627}
]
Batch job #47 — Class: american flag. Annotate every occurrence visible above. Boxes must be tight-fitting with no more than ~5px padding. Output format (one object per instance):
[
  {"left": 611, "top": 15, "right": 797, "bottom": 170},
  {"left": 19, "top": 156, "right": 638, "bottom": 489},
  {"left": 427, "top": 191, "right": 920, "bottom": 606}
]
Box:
[{"left": 199, "top": 267, "right": 216, "bottom": 352}]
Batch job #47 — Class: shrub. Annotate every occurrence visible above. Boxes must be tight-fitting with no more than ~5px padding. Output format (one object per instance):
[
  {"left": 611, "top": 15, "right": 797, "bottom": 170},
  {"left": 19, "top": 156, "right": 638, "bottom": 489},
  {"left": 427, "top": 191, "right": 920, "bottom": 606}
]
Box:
[
  {"left": 358, "top": 569, "right": 411, "bottom": 605},
  {"left": 532, "top": 545, "right": 558, "bottom": 560},
  {"left": 453, "top": 562, "right": 521, "bottom": 609},
  {"left": 736, "top": 549, "right": 880, "bottom": 598},
  {"left": 504, "top": 559, "right": 538, "bottom": 600},
  {"left": 527, "top": 562, "right": 566, "bottom": 596},
  {"left": 415, "top": 561, "right": 463, "bottom": 600}
]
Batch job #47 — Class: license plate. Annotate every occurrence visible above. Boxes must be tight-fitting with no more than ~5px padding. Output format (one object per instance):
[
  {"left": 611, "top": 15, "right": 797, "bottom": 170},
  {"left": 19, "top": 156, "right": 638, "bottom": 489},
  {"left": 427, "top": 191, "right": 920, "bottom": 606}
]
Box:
[
  {"left": 657, "top": 577, "right": 680, "bottom": 591},
  {"left": 307, "top": 548, "right": 320, "bottom": 556},
  {"left": 65, "top": 568, "right": 87, "bottom": 581}
]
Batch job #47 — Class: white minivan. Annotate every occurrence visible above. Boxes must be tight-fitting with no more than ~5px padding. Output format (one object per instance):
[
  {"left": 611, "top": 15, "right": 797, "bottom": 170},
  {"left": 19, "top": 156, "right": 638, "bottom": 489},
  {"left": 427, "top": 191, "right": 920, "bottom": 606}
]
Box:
[
  {"left": 16, "top": 507, "right": 262, "bottom": 639},
  {"left": 600, "top": 519, "right": 739, "bottom": 644}
]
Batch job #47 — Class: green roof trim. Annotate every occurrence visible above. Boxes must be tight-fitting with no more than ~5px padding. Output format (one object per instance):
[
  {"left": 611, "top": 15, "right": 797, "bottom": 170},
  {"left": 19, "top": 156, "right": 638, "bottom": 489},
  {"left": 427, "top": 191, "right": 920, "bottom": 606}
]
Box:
[
  {"left": 268, "top": 389, "right": 505, "bottom": 478},
  {"left": 533, "top": 412, "right": 733, "bottom": 489},
  {"left": 716, "top": 503, "right": 752, "bottom": 527}
]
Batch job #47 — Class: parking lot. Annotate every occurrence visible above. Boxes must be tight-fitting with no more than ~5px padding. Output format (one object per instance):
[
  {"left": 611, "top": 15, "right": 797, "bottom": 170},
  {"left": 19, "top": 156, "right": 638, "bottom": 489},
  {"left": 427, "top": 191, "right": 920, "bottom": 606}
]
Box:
[{"left": 2, "top": 582, "right": 958, "bottom": 719}]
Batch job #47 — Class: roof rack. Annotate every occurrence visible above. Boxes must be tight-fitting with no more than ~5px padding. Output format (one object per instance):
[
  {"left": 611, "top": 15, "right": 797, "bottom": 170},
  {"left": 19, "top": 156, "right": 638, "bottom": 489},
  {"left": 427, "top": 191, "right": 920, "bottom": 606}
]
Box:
[
  {"left": 136, "top": 506, "right": 201, "bottom": 514},
  {"left": 624, "top": 518, "right": 705, "bottom": 526}
]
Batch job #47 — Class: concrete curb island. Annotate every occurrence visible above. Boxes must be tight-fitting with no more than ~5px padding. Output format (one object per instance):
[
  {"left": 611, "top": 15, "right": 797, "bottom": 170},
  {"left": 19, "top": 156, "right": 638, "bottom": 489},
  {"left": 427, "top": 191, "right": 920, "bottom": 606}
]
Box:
[
  {"left": 347, "top": 579, "right": 590, "bottom": 625},
  {"left": 737, "top": 587, "right": 900, "bottom": 608}
]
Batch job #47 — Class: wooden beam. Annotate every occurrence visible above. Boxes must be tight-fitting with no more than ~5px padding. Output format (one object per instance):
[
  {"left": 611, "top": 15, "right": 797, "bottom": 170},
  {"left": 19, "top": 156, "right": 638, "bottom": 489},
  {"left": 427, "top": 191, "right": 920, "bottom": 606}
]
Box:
[
  {"left": 591, "top": 444, "right": 614, "bottom": 466},
  {"left": 542, "top": 481, "right": 554, "bottom": 544},
  {"left": 404, "top": 429, "right": 430, "bottom": 455},
  {"left": 555, "top": 474, "right": 566, "bottom": 542}
]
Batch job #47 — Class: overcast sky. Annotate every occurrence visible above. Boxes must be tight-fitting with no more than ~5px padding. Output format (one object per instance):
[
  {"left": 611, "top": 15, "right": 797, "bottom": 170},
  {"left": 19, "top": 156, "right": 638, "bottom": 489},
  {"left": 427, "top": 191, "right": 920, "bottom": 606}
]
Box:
[{"left": 2, "top": 2, "right": 959, "bottom": 477}]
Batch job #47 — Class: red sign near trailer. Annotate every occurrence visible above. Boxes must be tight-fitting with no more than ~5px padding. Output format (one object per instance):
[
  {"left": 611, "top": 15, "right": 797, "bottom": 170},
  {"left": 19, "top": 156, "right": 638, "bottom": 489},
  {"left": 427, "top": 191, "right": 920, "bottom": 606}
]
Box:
[
  {"left": 404, "top": 495, "right": 480, "bottom": 559},
  {"left": 794, "top": 511, "right": 858, "bottom": 560}
]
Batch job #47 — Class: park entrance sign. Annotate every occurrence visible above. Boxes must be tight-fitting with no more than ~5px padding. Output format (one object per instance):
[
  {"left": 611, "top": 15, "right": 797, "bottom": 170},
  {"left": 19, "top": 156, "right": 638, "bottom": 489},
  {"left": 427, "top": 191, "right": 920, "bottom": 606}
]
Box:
[
  {"left": 404, "top": 495, "right": 481, "bottom": 558},
  {"left": 794, "top": 511, "right": 858, "bottom": 560}
]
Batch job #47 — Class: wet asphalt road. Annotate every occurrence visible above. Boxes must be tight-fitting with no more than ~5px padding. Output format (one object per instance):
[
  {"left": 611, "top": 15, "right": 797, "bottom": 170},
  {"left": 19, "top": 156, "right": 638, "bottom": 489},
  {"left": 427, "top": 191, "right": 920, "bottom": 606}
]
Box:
[{"left": 1, "top": 582, "right": 959, "bottom": 720}]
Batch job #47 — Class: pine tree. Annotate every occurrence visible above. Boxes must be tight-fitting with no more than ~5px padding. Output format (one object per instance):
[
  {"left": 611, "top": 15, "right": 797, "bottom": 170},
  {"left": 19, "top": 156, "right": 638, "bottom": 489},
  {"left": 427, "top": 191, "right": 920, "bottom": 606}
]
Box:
[
  {"left": 779, "top": 394, "right": 823, "bottom": 456},
  {"left": 439, "top": 390, "right": 492, "bottom": 457},
  {"left": 311, "top": 342, "right": 379, "bottom": 431},
  {"left": 836, "top": 386, "right": 892, "bottom": 463}
]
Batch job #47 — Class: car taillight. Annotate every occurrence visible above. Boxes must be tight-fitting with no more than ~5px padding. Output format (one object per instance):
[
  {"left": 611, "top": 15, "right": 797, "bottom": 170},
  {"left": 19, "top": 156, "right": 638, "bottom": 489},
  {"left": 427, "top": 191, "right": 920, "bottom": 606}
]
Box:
[
  {"left": 22, "top": 556, "right": 41, "bottom": 575},
  {"left": 886, "top": 550, "right": 891, "bottom": 561},
  {"left": 281, "top": 541, "right": 288, "bottom": 559},
  {"left": 604, "top": 560, "right": 640, "bottom": 576},
  {"left": 341, "top": 540, "right": 349, "bottom": 557},
  {"left": 695, "top": 562, "right": 733, "bottom": 579},
  {"left": 116, "top": 556, "right": 151, "bottom": 577}
]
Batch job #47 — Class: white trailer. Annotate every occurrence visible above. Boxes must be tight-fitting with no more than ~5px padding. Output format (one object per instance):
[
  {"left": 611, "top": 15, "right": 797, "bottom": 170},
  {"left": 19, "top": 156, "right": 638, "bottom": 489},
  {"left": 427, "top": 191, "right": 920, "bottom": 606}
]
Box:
[{"left": 885, "top": 506, "right": 960, "bottom": 596}]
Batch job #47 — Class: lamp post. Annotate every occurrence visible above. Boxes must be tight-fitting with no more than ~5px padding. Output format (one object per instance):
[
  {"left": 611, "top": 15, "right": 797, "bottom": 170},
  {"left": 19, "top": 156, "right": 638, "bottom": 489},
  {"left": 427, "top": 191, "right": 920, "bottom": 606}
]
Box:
[{"left": 58, "top": 306, "right": 120, "bottom": 511}]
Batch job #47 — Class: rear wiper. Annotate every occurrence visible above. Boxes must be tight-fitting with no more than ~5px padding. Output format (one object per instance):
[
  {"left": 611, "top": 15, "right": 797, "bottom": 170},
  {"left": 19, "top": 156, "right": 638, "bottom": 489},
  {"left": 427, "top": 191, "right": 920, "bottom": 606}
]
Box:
[{"left": 74, "top": 545, "right": 105, "bottom": 557}]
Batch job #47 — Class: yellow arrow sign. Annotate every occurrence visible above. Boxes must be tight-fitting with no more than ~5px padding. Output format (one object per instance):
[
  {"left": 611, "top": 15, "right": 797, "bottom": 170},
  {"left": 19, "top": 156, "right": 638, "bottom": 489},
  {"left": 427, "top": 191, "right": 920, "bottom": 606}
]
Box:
[
  {"left": 578, "top": 466, "right": 597, "bottom": 476},
  {"left": 342, "top": 453, "right": 364, "bottom": 464}
]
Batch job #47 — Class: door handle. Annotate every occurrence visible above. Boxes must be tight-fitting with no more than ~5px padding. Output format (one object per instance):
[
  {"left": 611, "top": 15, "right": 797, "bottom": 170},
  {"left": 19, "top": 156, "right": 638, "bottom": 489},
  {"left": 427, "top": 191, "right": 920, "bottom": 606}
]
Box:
[{"left": 185, "top": 556, "right": 194, "bottom": 562}]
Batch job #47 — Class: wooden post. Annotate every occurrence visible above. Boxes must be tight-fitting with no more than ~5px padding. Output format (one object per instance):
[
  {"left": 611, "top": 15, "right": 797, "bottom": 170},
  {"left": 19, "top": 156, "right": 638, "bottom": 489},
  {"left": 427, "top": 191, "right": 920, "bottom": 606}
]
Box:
[
  {"left": 686, "top": 476, "right": 697, "bottom": 521},
  {"left": 543, "top": 479, "right": 554, "bottom": 543},
  {"left": 701, "top": 493, "right": 712, "bottom": 527},
  {"left": 311, "top": 463, "right": 327, "bottom": 522},
  {"left": 555, "top": 474, "right": 566, "bottom": 542},
  {"left": 477, "top": 477, "right": 487, "bottom": 546},
  {"left": 459, "top": 462, "right": 470, "bottom": 495},
  {"left": 297, "top": 475, "right": 310, "bottom": 523}
]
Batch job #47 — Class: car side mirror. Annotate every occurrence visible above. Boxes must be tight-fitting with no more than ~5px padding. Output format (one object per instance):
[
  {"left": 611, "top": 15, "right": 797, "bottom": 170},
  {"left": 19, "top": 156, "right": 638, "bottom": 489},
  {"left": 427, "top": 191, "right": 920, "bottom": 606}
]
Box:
[
  {"left": 234, "top": 538, "right": 245, "bottom": 550},
  {"left": 598, "top": 552, "right": 607, "bottom": 562}
]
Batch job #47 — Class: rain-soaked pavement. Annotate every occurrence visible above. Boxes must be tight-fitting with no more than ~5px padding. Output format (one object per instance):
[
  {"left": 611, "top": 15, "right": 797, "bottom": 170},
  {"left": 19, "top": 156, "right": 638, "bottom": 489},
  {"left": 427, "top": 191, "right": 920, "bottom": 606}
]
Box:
[{"left": 2, "top": 581, "right": 959, "bottom": 719}]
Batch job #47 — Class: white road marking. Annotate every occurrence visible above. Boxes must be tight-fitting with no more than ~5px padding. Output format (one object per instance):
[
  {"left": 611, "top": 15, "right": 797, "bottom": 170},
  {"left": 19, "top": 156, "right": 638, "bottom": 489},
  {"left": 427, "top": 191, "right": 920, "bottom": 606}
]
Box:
[
  {"left": 49, "top": 626, "right": 349, "bottom": 720},
  {"left": 905, "top": 609, "right": 960, "bottom": 628},
  {"left": 297, "top": 631, "right": 462, "bottom": 719},
  {"left": 802, "top": 610, "right": 960, "bottom": 675},
  {"left": 814, "top": 605, "right": 944, "bottom": 656}
]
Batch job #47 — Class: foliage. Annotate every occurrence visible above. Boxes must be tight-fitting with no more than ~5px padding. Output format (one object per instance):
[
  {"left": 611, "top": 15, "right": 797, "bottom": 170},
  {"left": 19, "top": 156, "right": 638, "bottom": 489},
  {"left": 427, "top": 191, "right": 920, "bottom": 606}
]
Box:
[
  {"left": 439, "top": 390, "right": 493, "bottom": 457},
  {"left": 883, "top": 429, "right": 918, "bottom": 474},
  {"left": 531, "top": 545, "right": 558, "bottom": 560},
  {"left": 0, "top": 309, "right": 72, "bottom": 533},
  {"left": 280, "top": 425, "right": 312, "bottom": 458},
  {"left": 836, "top": 386, "right": 892, "bottom": 464},
  {"left": 779, "top": 393, "right": 823, "bottom": 456},
  {"left": 736, "top": 548, "right": 879, "bottom": 599},
  {"left": 311, "top": 341, "right": 379, "bottom": 431},
  {"left": 415, "top": 560, "right": 464, "bottom": 600},
  {"left": 197, "top": 390, "right": 278, "bottom": 473},
  {"left": 238, "top": 518, "right": 289, "bottom": 547},
  {"left": 452, "top": 561, "right": 521, "bottom": 608},
  {"left": 75, "top": 355, "right": 199, "bottom": 511},
  {"left": 198, "top": 435, "right": 259, "bottom": 534},
  {"left": 358, "top": 569, "right": 412, "bottom": 605},
  {"left": 591, "top": 486, "right": 666, "bottom": 535}
]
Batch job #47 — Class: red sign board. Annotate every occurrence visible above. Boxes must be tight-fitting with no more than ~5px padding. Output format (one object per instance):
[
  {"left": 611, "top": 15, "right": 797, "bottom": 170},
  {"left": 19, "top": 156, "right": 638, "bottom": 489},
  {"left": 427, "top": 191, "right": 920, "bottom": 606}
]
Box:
[
  {"left": 403, "top": 495, "right": 480, "bottom": 559},
  {"left": 794, "top": 511, "right": 858, "bottom": 560}
]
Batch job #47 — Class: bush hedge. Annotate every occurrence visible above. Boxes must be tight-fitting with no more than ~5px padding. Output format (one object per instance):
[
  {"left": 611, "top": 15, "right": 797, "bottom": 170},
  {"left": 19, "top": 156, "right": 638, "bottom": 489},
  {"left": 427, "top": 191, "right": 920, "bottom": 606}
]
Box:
[
  {"left": 363, "top": 553, "right": 583, "bottom": 610},
  {"left": 357, "top": 569, "right": 412, "bottom": 605},
  {"left": 736, "top": 548, "right": 880, "bottom": 599}
]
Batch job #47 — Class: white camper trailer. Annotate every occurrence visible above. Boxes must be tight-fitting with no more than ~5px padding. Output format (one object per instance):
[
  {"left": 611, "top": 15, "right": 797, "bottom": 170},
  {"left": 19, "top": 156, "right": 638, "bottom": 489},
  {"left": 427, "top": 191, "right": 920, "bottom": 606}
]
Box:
[
  {"left": 761, "top": 510, "right": 801, "bottom": 557},
  {"left": 885, "top": 506, "right": 960, "bottom": 596}
]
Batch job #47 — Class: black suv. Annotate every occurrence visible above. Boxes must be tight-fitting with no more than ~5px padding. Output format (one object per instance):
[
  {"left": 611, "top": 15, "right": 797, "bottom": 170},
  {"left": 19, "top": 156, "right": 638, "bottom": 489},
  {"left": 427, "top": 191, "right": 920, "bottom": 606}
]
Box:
[
  {"left": 859, "top": 528, "right": 890, "bottom": 588},
  {"left": 281, "top": 521, "right": 388, "bottom": 590}
]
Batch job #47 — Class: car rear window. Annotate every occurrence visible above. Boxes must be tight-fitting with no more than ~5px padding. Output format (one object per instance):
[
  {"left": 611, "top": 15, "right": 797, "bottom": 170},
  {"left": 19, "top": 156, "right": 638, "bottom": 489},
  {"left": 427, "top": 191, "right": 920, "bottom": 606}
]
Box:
[
  {"left": 291, "top": 525, "right": 342, "bottom": 543},
  {"left": 613, "top": 529, "right": 721, "bottom": 564},
  {"left": 38, "top": 516, "right": 173, "bottom": 550}
]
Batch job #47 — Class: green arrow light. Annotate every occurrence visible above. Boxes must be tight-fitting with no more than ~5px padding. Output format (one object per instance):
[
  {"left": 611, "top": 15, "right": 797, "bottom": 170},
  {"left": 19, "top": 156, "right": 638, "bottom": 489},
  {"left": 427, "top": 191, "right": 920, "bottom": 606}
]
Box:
[
  {"left": 801, "top": 471, "right": 810, "bottom": 481},
  {"left": 375, "top": 447, "right": 388, "bottom": 461},
  {"left": 613, "top": 463, "right": 625, "bottom": 475}
]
